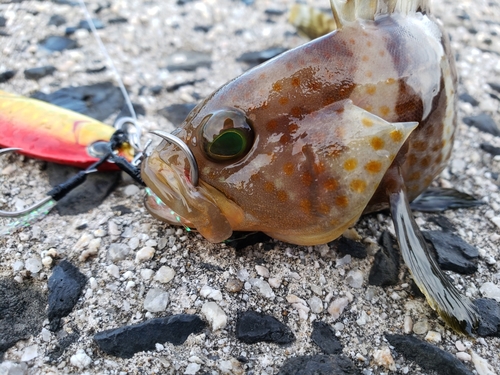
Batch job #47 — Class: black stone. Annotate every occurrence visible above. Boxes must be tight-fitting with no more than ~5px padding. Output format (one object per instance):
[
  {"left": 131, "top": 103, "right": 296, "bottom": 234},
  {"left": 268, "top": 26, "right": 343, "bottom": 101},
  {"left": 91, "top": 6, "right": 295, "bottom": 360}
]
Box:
[
  {"left": 111, "top": 205, "right": 133, "bottom": 215},
  {"left": 488, "top": 82, "right": 500, "bottom": 94},
  {"left": 277, "top": 355, "right": 360, "bottom": 375},
  {"left": 473, "top": 298, "right": 500, "bottom": 337},
  {"left": 48, "top": 260, "right": 87, "bottom": 331},
  {"left": 194, "top": 25, "right": 212, "bottom": 33},
  {"left": 369, "top": 231, "right": 400, "bottom": 287},
  {"left": 94, "top": 315, "right": 206, "bottom": 358},
  {"left": 458, "top": 93, "right": 479, "bottom": 106},
  {"left": 385, "top": 334, "right": 473, "bottom": 375},
  {"left": 48, "top": 14, "right": 66, "bottom": 26},
  {"left": 481, "top": 142, "right": 500, "bottom": 156},
  {"left": 166, "top": 78, "right": 204, "bottom": 92},
  {"left": 165, "top": 51, "right": 212, "bottom": 72},
  {"left": 422, "top": 230, "right": 478, "bottom": 274},
  {"left": 39, "top": 35, "right": 77, "bottom": 52},
  {"left": 311, "top": 321, "right": 343, "bottom": 355},
  {"left": 79, "top": 19, "right": 104, "bottom": 31},
  {"left": 0, "top": 69, "right": 16, "bottom": 83},
  {"left": 429, "top": 215, "right": 456, "bottom": 232},
  {"left": 0, "top": 16, "right": 6, "bottom": 27},
  {"left": 463, "top": 113, "right": 500, "bottom": 137},
  {"left": 236, "top": 310, "right": 295, "bottom": 345},
  {"left": 31, "top": 82, "right": 124, "bottom": 121},
  {"left": 0, "top": 278, "right": 47, "bottom": 358},
  {"left": 86, "top": 66, "right": 107, "bottom": 74},
  {"left": 47, "top": 163, "right": 121, "bottom": 216},
  {"left": 329, "top": 236, "right": 367, "bottom": 259},
  {"left": 410, "top": 187, "right": 484, "bottom": 212},
  {"left": 150, "top": 85, "right": 163, "bottom": 95},
  {"left": 158, "top": 103, "right": 197, "bottom": 127},
  {"left": 114, "top": 102, "right": 146, "bottom": 122},
  {"left": 237, "top": 47, "right": 287, "bottom": 66},
  {"left": 108, "top": 17, "right": 128, "bottom": 24},
  {"left": 24, "top": 65, "right": 56, "bottom": 80},
  {"left": 265, "top": 8, "right": 286, "bottom": 16}
]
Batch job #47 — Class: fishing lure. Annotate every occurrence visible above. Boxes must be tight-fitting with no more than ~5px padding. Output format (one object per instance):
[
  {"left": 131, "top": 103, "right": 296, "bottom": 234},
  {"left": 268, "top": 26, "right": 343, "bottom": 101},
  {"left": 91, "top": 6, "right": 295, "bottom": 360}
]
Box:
[{"left": 142, "top": 0, "right": 479, "bottom": 333}]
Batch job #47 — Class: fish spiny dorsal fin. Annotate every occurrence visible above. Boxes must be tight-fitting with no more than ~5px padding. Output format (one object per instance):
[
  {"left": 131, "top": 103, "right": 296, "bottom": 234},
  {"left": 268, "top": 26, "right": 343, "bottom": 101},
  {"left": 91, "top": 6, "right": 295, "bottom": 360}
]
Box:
[{"left": 330, "top": 0, "right": 430, "bottom": 23}]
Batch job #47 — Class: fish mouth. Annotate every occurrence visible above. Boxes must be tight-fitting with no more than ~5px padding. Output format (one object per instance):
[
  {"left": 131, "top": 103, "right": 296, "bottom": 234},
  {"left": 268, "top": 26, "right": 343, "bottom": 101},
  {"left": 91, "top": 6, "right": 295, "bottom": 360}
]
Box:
[{"left": 141, "top": 146, "right": 233, "bottom": 243}]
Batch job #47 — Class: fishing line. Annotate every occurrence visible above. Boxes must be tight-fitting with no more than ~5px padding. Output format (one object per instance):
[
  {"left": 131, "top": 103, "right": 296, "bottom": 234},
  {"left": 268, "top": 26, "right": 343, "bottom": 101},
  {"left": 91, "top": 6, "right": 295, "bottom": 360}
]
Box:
[{"left": 77, "top": 0, "right": 142, "bottom": 151}]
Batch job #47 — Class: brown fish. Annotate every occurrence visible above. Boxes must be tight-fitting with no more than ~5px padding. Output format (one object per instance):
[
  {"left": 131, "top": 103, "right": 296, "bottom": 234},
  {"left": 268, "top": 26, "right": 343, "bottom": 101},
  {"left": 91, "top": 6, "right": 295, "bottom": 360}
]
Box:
[{"left": 142, "top": 0, "right": 478, "bottom": 333}]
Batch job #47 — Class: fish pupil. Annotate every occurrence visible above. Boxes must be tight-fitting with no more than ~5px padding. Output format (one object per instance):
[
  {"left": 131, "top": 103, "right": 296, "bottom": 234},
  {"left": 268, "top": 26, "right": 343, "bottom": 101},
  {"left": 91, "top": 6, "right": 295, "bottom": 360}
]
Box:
[{"left": 209, "top": 130, "right": 246, "bottom": 158}]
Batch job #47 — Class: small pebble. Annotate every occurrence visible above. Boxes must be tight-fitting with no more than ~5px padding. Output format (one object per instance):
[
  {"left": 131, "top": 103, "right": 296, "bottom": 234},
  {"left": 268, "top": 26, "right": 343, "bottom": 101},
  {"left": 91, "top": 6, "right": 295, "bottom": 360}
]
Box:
[
  {"left": 154, "top": 266, "right": 176, "bottom": 283},
  {"left": 124, "top": 184, "right": 140, "bottom": 196},
  {"left": 404, "top": 315, "right": 413, "bottom": 334},
  {"left": 106, "top": 264, "right": 120, "bottom": 279},
  {"left": 184, "top": 363, "right": 201, "bottom": 375},
  {"left": 425, "top": 330, "right": 442, "bottom": 343},
  {"left": 201, "top": 302, "right": 227, "bottom": 331},
  {"left": 327, "top": 297, "right": 349, "bottom": 320},
  {"left": 471, "top": 351, "right": 496, "bottom": 375},
  {"left": 308, "top": 296, "right": 323, "bottom": 314},
  {"left": 20, "top": 345, "right": 38, "bottom": 362},
  {"left": 200, "top": 285, "right": 223, "bottom": 301},
  {"left": 255, "top": 265, "right": 269, "bottom": 278},
  {"left": 136, "top": 247, "right": 155, "bottom": 263},
  {"left": 346, "top": 269, "right": 363, "bottom": 288},
  {"left": 25, "top": 257, "right": 42, "bottom": 274},
  {"left": 141, "top": 269, "right": 154, "bottom": 280},
  {"left": 413, "top": 320, "right": 429, "bottom": 335},
  {"left": 479, "top": 282, "right": 500, "bottom": 302},
  {"left": 456, "top": 352, "right": 472, "bottom": 362},
  {"left": 225, "top": 278, "right": 244, "bottom": 292},
  {"left": 70, "top": 349, "right": 92, "bottom": 369},
  {"left": 144, "top": 288, "right": 169, "bottom": 312},
  {"left": 372, "top": 347, "right": 396, "bottom": 371},
  {"left": 456, "top": 340, "right": 467, "bottom": 352}
]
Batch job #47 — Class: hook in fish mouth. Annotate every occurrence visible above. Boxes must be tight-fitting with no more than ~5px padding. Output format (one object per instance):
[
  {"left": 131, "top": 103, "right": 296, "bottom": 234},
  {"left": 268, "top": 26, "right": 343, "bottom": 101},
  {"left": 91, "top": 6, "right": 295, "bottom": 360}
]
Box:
[{"left": 149, "top": 130, "right": 199, "bottom": 186}]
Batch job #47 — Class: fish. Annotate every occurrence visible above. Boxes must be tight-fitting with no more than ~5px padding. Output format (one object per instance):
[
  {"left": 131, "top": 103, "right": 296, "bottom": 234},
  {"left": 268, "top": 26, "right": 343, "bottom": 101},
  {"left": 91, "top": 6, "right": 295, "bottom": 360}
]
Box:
[{"left": 141, "top": 0, "right": 479, "bottom": 334}]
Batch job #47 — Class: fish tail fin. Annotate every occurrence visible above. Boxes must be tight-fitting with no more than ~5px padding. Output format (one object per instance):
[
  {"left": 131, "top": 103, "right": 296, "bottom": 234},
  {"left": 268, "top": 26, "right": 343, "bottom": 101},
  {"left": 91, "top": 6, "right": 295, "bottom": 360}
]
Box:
[
  {"left": 389, "top": 187, "right": 478, "bottom": 335},
  {"left": 329, "top": 0, "right": 430, "bottom": 24}
]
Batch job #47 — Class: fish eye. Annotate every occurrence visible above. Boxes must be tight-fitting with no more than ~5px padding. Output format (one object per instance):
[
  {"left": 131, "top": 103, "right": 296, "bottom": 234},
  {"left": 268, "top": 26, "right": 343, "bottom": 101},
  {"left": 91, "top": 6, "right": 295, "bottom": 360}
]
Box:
[{"left": 201, "top": 108, "right": 254, "bottom": 162}]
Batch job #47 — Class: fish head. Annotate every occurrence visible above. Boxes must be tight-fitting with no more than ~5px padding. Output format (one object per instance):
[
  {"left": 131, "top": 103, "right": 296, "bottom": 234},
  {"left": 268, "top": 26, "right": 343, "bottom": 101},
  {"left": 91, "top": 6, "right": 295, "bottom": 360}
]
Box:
[{"left": 142, "top": 70, "right": 417, "bottom": 244}]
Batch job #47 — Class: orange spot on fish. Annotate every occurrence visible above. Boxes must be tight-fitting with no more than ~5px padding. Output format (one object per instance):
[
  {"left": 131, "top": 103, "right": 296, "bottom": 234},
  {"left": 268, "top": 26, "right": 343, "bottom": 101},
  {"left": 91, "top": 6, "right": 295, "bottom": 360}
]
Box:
[
  {"left": 365, "top": 160, "right": 382, "bottom": 174},
  {"left": 349, "top": 38, "right": 356, "bottom": 45},
  {"left": 266, "top": 119, "right": 278, "bottom": 132},
  {"left": 413, "top": 141, "right": 427, "bottom": 152},
  {"left": 279, "top": 97, "right": 289, "bottom": 105},
  {"left": 280, "top": 134, "right": 291, "bottom": 144},
  {"left": 300, "top": 199, "right": 312, "bottom": 214},
  {"left": 386, "top": 78, "right": 396, "bottom": 84},
  {"left": 370, "top": 137, "right": 384, "bottom": 150},
  {"left": 362, "top": 118, "right": 374, "bottom": 127},
  {"left": 379, "top": 106, "right": 390, "bottom": 117},
  {"left": 277, "top": 190, "right": 288, "bottom": 202},
  {"left": 302, "top": 172, "right": 313, "bottom": 186},
  {"left": 288, "top": 123, "right": 298, "bottom": 133},
  {"left": 283, "top": 162, "right": 294, "bottom": 175},
  {"left": 362, "top": 55, "right": 370, "bottom": 62},
  {"left": 335, "top": 196, "right": 349, "bottom": 207},
  {"left": 319, "top": 203, "right": 330, "bottom": 214},
  {"left": 324, "top": 178, "right": 338, "bottom": 191},
  {"left": 379, "top": 50, "right": 385, "bottom": 57},
  {"left": 272, "top": 82, "right": 282, "bottom": 92},
  {"left": 291, "top": 77, "right": 301, "bottom": 87},
  {"left": 366, "top": 85, "right": 376, "bottom": 95},
  {"left": 366, "top": 71, "right": 373, "bottom": 78},
  {"left": 420, "top": 156, "right": 431, "bottom": 168},
  {"left": 407, "top": 154, "right": 418, "bottom": 166},
  {"left": 350, "top": 179, "right": 367, "bottom": 193},
  {"left": 264, "top": 182, "right": 275, "bottom": 193},
  {"left": 290, "top": 107, "right": 302, "bottom": 118},
  {"left": 390, "top": 129, "right": 403, "bottom": 143},
  {"left": 366, "top": 41, "right": 373, "bottom": 47},
  {"left": 344, "top": 158, "right": 358, "bottom": 171}
]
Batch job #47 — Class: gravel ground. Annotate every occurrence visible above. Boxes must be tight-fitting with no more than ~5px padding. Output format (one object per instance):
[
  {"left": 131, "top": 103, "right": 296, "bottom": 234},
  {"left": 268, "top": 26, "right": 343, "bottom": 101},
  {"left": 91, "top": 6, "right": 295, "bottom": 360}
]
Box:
[{"left": 1, "top": 0, "right": 500, "bottom": 374}]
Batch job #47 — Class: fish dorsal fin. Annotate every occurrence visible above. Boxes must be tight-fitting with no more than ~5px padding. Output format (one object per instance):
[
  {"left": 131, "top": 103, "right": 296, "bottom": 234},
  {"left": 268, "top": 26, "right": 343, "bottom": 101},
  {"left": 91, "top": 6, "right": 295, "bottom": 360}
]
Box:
[{"left": 329, "top": 0, "right": 430, "bottom": 24}]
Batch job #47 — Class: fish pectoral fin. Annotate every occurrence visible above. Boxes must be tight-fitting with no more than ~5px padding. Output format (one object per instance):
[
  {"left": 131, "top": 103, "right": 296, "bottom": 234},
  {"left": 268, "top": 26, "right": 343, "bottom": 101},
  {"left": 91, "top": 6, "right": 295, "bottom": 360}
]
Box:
[{"left": 389, "top": 182, "right": 479, "bottom": 335}]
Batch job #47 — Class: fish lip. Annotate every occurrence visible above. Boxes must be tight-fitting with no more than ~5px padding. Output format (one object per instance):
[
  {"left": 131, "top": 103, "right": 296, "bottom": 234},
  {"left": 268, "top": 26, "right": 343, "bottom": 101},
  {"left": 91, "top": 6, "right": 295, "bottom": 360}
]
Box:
[{"left": 141, "top": 148, "right": 234, "bottom": 242}]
